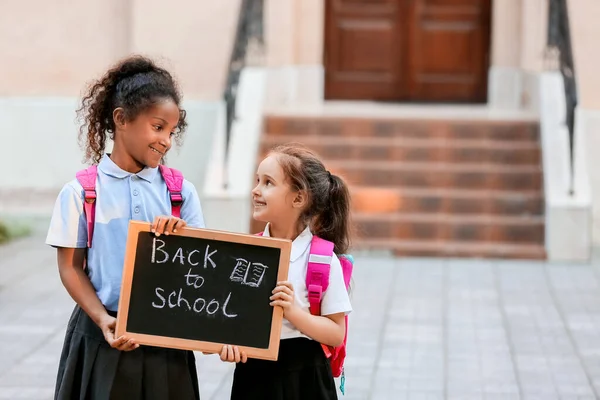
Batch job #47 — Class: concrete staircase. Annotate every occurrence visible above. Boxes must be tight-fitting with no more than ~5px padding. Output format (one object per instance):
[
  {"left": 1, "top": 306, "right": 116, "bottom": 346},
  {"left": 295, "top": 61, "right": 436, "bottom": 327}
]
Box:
[{"left": 251, "top": 115, "right": 545, "bottom": 259}]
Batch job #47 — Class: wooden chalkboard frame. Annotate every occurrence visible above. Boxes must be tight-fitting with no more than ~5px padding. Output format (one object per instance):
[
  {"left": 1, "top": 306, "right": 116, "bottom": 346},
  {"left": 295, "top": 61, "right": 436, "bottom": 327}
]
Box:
[{"left": 116, "top": 220, "right": 292, "bottom": 360}]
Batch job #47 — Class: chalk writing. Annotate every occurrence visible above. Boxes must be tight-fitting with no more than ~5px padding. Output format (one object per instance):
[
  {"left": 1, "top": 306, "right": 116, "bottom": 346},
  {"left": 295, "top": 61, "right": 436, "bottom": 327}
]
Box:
[
  {"left": 147, "top": 251, "right": 273, "bottom": 320},
  {"left": 152, "top": 288, "right": 238, "bottom": 318},
  {"left": 151, "top": 238, "right": 217, "bottom": 268},
  {"left": 185, "top": 268, "right": 205, "bottom": 289}
]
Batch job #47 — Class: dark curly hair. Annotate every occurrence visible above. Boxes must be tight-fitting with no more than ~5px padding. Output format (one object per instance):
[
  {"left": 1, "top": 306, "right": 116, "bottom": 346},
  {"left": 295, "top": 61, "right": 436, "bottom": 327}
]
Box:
[{"left": 77, "top": 55, "right": 188, "bottom": 164}]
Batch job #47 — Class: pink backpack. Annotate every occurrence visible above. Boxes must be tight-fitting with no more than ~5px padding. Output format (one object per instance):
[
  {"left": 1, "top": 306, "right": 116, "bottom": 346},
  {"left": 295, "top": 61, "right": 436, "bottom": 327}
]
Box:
[
  {"left": 258, "top": 232, "right": 353, "bottom": 392},
  {"left": 76, "top": 164, "right": 184, "bottom": 247},
  {"left": 306, "top": 236, "right": 353, "bottom": 390}
]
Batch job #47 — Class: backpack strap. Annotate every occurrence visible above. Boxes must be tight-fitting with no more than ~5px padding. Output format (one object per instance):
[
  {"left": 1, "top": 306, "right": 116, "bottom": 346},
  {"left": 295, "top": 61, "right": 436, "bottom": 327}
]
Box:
[
  {"left": 158, "top": 165, "right": 184, "bottom": 218},
  {"left": 76, "top": 165, "right": 184, "bottom": 247},
  {"left": 260, "top": 232, "right": 333, "bottom": 315},
  {"left": 306, "top": 236, "right": 334, "bottom": 316},
  {"left": 76, "top": 165, "right": 98, "bottom": 248}
]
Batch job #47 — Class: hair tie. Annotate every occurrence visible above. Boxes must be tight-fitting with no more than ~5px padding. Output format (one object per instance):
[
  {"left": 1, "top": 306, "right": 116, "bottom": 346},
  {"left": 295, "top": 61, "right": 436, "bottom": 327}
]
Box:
[
  {"left": 115, "top": 72, "right": 153, "bottom": 97},
  {"left": 327, "top": 170, "right": 333, "bottom": 182}
]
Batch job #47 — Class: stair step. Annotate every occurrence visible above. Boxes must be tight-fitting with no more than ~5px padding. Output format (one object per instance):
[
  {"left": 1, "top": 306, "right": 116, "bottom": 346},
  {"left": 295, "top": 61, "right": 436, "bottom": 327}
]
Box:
[
  {"left": 353, "top": 239, "right": 546, "bottom": 259},
  {"left": 351, "top": 187, "right": 543, "bottom": 216},
  {"left": 264, "top": 116, "right": 539, "bottom": 141},
  {"left": 260, "top": 135, "right": 540, "bottom": 165},
  {"left": 258, "top": 114, "right": 545, "bottom": 260},
  {"left": 353, "top": 213, "right": 544, "bottom": 244},
  {"left": 327, "top": 161, "right": 542, "bottom": 191}
]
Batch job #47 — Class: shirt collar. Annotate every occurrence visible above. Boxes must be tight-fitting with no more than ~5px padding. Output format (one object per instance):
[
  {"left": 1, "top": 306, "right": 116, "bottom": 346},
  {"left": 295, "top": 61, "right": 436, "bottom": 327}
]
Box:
[
  {"left": 263, "top": 223, "right": 313, "bottom": 262},
  {"left": 98, "top": 154, "right": 159, "bottom": 183}
]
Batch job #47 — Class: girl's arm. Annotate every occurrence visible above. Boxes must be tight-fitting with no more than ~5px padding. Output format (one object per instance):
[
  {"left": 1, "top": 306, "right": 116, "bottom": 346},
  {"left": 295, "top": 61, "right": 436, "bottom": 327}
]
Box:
[
  {"left": 56, "top": 216, "right": 182, "bottom": 350},
  {"left": 56, "top": 247, "right": 137, "bottom": 351},
  {"left": 218, "top": 280, "right": 345, "bottom": 363},
  {"left": 180, "top": 181, "right": 206, "bottom": 229},
  {"left": 270, "top": 282, "right": 346, "bottom": 347}
]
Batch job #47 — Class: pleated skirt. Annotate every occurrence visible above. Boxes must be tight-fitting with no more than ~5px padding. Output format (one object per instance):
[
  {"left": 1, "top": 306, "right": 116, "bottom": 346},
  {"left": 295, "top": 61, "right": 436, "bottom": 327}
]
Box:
[
  {"left": 54, "top": 305, "right": 200, "bottom": 400},
  {"left": 231, "top": 338, "right": 337, "bottom": 400}
]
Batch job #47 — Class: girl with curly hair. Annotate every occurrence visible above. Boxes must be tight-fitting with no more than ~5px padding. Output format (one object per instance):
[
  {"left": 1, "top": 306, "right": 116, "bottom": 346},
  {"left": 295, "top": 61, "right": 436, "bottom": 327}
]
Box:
[{"left": 46, "top": 55, "right": 204, "bottom": 400}]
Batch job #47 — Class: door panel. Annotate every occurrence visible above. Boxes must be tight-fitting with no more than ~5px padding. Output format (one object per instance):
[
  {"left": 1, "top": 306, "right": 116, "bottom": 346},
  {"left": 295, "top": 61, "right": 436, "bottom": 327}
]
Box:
[
  {"left": 324, "top": 0, "right": 492, "bottom": 103},
  {"left": 408, "top": 0, "right": 491, "bottom": 102},
  {"left": 324, "top": 0, "right": 408, "bottom": 100}
]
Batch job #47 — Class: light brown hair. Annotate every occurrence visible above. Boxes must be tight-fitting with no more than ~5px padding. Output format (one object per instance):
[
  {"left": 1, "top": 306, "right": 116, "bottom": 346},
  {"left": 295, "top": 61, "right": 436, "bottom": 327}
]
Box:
[{"left": 271, "top": 144, "right": 352, "bottom": 254}]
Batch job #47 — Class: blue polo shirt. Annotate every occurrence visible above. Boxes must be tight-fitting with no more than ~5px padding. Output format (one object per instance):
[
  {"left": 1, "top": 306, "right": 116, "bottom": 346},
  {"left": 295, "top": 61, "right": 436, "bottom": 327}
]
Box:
[{"left": 46, "top": 154, "right": 205, "bottom": 311}]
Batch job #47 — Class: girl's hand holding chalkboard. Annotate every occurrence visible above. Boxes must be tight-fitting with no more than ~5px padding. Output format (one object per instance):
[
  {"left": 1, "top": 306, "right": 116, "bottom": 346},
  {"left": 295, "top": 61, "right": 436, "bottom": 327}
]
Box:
[
  {"left": 151, "top": 215, "right": 187, "bottom": 236},
  {"left": 219, "top": 345, "right": 248, "bottom": 363},
  {"left": 99, "top": 314, "right": 139, "bottom": 351},
  {"left": 270, "top": 281, "right": 298, "bottom": 318}
]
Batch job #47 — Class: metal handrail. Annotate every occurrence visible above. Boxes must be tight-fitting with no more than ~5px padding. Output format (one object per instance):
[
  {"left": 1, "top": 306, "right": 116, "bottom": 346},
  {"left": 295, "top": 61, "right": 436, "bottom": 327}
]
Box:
[
  {"left": 222, "top": 0, "right": 264, "bottom": 188},
  {"left": 547, "top": 0, "right": 578, "bottom": 195}
]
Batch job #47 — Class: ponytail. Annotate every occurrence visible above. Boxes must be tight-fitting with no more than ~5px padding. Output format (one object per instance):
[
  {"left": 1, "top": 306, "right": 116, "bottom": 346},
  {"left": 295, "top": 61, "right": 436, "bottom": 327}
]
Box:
[{"left": 312, "top": 174, "right": 351, "bottom": 254}]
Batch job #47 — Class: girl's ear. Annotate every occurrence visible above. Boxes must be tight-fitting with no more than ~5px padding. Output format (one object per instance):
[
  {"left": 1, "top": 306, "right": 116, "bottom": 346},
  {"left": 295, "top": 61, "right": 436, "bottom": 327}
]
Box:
[
  {"left": 113, "top": 107, "right": 126, "bottom": 128},
  {"left": 292, "top": 190, "right": 308, "bottom": 209}
]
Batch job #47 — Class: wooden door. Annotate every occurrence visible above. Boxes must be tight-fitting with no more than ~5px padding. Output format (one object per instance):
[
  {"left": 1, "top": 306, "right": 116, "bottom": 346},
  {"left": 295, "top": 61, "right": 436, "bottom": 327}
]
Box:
[
  {"left": 407, "top": 0, "right": 491, "bottom": 102},
  {"left": 324, "top": 0, "right": 492, "bottom": 103},
  {"left": 324, "top": 0, "right": 409, "bottom": 100}
]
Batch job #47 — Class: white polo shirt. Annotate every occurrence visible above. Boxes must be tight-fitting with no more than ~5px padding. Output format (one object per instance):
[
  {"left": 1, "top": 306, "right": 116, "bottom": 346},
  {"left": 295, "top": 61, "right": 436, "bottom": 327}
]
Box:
[
  {"left": 262, "top": 224, "right": 352, "bottom": 340},
  {"left": 46, "top": 154, "right": 205, "bottom": 311}
]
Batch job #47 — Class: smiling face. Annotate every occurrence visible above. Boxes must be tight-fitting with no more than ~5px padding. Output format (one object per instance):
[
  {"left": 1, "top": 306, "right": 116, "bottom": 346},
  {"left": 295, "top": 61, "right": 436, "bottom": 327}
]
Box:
[
  {"left": 113, "top": 98, "right": 181, "bottom": 170},
  {"left": 252, "top": 154, "right": 303, "bottom": 226}
]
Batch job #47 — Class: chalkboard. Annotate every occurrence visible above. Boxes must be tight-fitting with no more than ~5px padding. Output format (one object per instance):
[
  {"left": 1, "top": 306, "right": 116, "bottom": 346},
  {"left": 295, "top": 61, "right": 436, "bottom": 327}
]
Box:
[{"left": 116, "top": 221, "right": 291, "bottom": 360}]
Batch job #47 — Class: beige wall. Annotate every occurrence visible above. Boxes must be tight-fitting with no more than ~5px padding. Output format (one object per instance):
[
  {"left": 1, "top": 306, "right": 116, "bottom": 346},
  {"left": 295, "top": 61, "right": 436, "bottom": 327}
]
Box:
[
  {"left": 491, "top": 0, "right": 522, "bottom": 68},
  {"left": 490, "top": 0, "right": 547, "bottom": 73},
  {"left": 0, "top": 0, "right": 240, "bottom": 100},
  {"left": 568, "top": 0, "right": 600, "bottom": 110},
  {"left": 131, "top": 0, "right": 240, "bottom": 99},
  {"left": 569, "top": 0, "right": 600, "bottom": 248},
  {"left": 519, "top": 0, "right": 548, "bottom": 73},
  {"left": 265, "top": 0, "right": 323, "bottom": 67},
  {"left": 0, "top": 0, "right": 129, "bottom": 96}
]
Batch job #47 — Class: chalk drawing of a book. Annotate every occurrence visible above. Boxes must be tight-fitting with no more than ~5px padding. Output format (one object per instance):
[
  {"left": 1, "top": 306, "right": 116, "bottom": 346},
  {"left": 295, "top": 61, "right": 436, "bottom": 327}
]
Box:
[
  {"left": 230, "top": 259, "right": 249, "bottom": 282},
  {"left": 230, "top": 258, "right": 268, "bottom": 288}
]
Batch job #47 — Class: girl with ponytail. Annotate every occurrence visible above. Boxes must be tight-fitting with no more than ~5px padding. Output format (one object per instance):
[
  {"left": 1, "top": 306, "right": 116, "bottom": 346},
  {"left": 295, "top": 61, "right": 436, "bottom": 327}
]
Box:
[{"left": 224, "top": 144, "right": 353, "bottom": 400}]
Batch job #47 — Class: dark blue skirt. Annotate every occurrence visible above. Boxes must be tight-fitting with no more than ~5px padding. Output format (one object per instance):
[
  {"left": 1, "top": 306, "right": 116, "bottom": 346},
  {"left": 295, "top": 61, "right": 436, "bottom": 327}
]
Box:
[
  {"left": 231, "top": 338, "right": 337, "bottom": 400},
  {"left": 54, "top": 305, "right": 200, "bottom": 400}
]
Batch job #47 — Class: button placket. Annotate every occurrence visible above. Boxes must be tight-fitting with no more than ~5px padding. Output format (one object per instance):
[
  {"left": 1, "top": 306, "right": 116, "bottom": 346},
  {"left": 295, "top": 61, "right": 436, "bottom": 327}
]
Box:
[{"left": 131, "top": 176, "right": 141, "bottom": 216}]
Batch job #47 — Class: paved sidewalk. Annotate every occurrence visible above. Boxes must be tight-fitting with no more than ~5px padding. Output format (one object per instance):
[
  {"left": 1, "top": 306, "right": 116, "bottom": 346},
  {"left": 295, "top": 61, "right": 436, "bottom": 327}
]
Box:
[{"left": 2, "top": 233, "right": 600, "bottom": 399}]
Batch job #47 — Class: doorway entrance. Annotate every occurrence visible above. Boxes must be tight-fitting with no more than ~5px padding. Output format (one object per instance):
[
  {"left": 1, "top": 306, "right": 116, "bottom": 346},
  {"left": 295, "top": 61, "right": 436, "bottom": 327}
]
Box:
[{"left": 324, "top": 0, "right": 492, "bottom": 102}]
